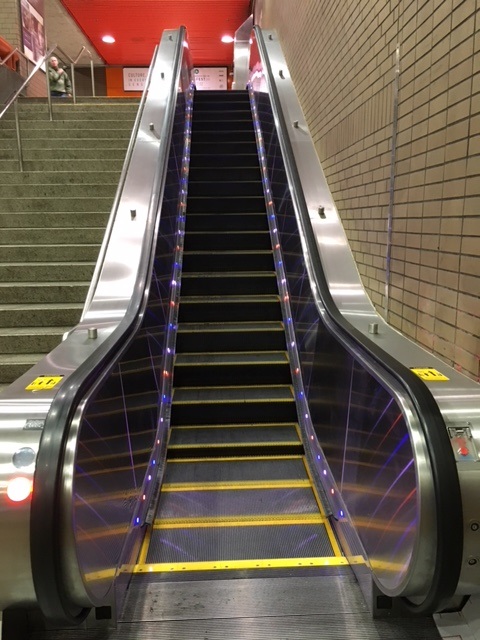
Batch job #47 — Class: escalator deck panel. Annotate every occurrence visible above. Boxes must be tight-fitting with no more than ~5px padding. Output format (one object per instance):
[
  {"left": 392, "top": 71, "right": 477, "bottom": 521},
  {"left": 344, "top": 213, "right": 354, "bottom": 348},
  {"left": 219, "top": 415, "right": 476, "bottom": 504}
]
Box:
[
  {"left": 144, "top": 522, "right": 338, "bottom": 567},
  {"left": 164, "top": 457, "right": 308, "bottom": 485}
]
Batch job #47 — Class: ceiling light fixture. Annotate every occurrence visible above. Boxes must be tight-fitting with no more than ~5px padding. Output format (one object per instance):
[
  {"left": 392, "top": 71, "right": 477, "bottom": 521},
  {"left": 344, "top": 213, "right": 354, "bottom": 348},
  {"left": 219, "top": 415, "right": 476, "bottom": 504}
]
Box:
[{"left": 102, "top": 35, "right": 115, "bottom": 44}]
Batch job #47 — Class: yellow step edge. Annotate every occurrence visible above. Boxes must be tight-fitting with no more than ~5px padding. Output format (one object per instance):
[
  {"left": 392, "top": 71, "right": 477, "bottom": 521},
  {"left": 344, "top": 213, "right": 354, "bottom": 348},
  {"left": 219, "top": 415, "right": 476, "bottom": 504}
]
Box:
[
  {"left": 162, "top": 479, "right": 311, "bottom": 491},
  {"left": 152, "top": 514, "right": 326, "bottom": 529},
  {"left": 167, "top": 454, "right": 304, "bottom": 463},
  {"left": 168, "top": 441, "right": 301, "bottom": 449},
  {"left": 172, "top": 422, "right": 299, "bottom": 430},
  {"left": 301, "top": 458, "right": 343, "bottom": 558},
  {"left": 133, "top": 556, "right": 349, "bottom": 574}
]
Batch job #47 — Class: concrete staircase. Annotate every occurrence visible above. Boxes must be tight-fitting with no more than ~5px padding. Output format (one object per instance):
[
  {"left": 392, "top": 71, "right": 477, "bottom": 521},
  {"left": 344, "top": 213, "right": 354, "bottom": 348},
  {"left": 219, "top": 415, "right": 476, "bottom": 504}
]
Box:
[{"left": 0, "top": 98, "right": 140, "bottom": 393}]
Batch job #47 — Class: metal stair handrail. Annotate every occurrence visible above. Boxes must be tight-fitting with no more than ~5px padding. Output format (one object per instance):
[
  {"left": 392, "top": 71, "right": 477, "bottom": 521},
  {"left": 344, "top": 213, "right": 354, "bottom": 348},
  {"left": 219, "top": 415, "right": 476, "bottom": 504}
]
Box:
[{"left": 0, "top": 44, "right": 57, "bottom": 171}]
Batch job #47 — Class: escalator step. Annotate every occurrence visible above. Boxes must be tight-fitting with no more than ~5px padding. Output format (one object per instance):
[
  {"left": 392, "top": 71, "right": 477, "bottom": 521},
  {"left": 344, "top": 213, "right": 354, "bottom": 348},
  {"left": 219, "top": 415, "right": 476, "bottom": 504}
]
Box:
[
  {"left": 187, "top": 196, "right": 266, "bottom": 214},
  {"left": 168, "top": 423, "right": 300, "bottom": 447},
  {"left": 189, "top": 141, "right": 257, "bottom": 155},
  {"left": 173, "top": 351, "right": 290, "bottom": 386},
  {"left": 187, "top": 180, "right": 263, "bottom": 197},
  {"left": 180, "top": 271, "right": 277, "bottom": 296},
  {"left": 193, "top": 110, "right": 252, "bottom": 122},
  {"left": 181, "top": 250, "right": 274, "bottom": 272},
  {"left": 171, "top": 385, "right": 297, "bottom": 425},
  {"left": 164, "top": 456, "right": 308, "bottom": 484},
  {"left": 188, "top": 167, "right": 261, "bottom": 183},
  {"left": 155, "top": 485, "right": 316, "bottom": 520},
  {"left": 168, "top": 421, "right": 303, "bottom": 458},
  {"left": 177, "top": 295, "right": 282, "bottom": 322},
  {"left": 189, "top": 153, "right": 259, "bottom": 168},
  {"left": 184, "top": 230, "right": 271, "bottom": 251},
  {"left": 145, "top": 523, "right": 335, "bottom": 565},
  {"left": 176, "top": 321, "right": 286, "bottom": 352},
  {"left": 185, "top": 211, "right": 268, "bottom": 232},
  {"left": 192, "top": 119, "right": 254, "bottom": 133},
  {"left": 191, "top": 131, "right": 256, "bottom": 144}
]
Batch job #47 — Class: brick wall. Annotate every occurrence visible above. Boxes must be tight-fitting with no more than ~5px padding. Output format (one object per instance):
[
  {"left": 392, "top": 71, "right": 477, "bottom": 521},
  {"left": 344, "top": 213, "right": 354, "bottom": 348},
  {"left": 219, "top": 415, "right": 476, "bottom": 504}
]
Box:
[
  {"left": 1, "top": 0, "right": 21, "bottom": 48},
  {"left": 257, "top": 0, "right": 480, "bottom": 382}
]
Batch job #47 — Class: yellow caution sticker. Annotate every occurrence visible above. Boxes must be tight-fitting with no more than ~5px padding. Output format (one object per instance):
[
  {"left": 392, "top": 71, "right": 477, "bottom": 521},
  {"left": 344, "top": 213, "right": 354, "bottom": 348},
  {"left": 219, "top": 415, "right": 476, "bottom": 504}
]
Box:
[
  {"left": 25, "top": 375, "right": 64, "bottom": 391},
  {"left": 410, "top": 368, "right": 449, "bottom": 382}
]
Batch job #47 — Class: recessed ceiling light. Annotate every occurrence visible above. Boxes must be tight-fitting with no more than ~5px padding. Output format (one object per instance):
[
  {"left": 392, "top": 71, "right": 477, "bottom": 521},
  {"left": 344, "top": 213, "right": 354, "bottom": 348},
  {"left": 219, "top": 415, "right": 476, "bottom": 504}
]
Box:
[
  {"left": 221, "top": 35, "right": 234, "bottom": 43},
  {"left": 102, "top": 35, "right": 115, "bottom": 44}
]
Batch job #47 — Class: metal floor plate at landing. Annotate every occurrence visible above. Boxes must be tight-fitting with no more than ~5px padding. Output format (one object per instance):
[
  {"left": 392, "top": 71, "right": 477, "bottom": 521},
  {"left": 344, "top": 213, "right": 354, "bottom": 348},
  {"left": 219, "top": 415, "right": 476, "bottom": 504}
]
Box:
[{"left": 27, "top": 572, "right": 441, "bottom": 640}]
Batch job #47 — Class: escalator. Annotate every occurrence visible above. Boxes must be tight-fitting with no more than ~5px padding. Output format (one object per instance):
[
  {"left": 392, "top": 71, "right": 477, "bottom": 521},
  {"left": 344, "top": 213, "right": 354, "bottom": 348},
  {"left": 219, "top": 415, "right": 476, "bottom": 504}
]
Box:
[
  {"left": 134, "top": 90, "right": 343, "bottom": 575},
  {"left": 5, "top": 26, "right": 474, "bottom": 640}
]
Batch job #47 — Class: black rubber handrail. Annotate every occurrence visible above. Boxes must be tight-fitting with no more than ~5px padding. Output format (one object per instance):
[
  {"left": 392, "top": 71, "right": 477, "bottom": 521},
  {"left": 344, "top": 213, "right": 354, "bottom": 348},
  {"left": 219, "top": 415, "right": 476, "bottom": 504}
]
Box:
[
  {"left": 255, "top": 26, "right": 463, "bottom": 614},
  {"left": 29, "top": 26, "right": 188, "bottom": 625}
]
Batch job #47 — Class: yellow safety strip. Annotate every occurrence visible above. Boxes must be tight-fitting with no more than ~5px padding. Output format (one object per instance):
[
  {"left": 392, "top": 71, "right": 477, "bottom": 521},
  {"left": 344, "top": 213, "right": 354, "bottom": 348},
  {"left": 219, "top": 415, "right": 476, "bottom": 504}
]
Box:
[
  {"left": 167, "top": 454, "right": 303, "bottom": 463},
  {"left": 137, "top": 527, "right": 152, "bottom": 565},
  {"left": 168, "top": 441, "right": 301, "bottom": 450},
  {"left": 152, "top": 514, "right": 326, "bottom": 529},
  {"left": 171, "top": 422, "right": 299, "bottom": 430},
  {"left": 133, "top": 556, "right": 349, "bottom": 574},
  {"left": 162, "top": 479, "right": 311, "bottom": 491},
  {"left": 301, "top": 458, "right": 343, "bottom": 558}
]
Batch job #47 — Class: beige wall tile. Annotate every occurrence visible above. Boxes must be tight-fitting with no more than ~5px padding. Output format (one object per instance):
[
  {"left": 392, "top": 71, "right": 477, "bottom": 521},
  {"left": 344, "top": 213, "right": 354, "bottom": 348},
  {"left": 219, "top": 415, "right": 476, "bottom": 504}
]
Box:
[{"left": 259, "top": 0, "right": 480, "bottom": 381}]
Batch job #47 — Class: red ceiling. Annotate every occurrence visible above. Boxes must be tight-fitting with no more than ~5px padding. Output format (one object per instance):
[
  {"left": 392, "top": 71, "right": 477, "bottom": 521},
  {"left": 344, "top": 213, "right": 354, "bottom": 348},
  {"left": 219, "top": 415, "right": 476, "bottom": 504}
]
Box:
[{"left": 60, "top": 0, "right": 253, "bottom": 67}]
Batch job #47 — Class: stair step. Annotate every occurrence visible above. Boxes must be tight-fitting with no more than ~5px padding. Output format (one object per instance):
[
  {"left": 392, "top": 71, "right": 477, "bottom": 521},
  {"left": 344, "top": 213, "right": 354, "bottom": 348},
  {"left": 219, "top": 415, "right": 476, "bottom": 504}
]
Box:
[
  {"left": 0, "top": 138, "right": 131, "bottom": 150},
  {"left": 0, "top": 160, "right": 125, "bottom": 172},
  {"left": 0, "top": 171, "right": 120, "bottom": 185},
  {"left": 0, "top": 262, "right": 95, "bottom": 282},
  {"left": 0, "top": 184, "right": 117, "bottom": 198},
  {"left": 0, "top": 282, "right": 89, "bottom": 304},
  {"left": 0, "top": 326, "right": 69, "bottom": 353},
  {"left": 176, "top": 321, "right": 286, "bottom": 352},
  {"left": 1, "top": 119, "right": 135, "bottom": 130},
  {"left": 0, "top": 303, "right": 83, "bottom": 328},
  {"left": 180, "top": 271, "right": 277, "bottom": 296},
  {"left": 18, "top": 149, "right": 128, "bottom": 161},
  {"left": 0, "top": 212, "right": 109, "bottom": 228},
  {"left": 0, "top": 128, "right": 134, "bottom": 140},
  {"left": 0, "top": 227, "right": 104, "bottom": 243},
  {"left": 0, "top": 244, "right": 100, "bottom": 262},
  {"left": 0, "top": 197, "right": 113, "bottom": 212},
  {"left": 0, "top": 353, "right": 48, "bottom": 383}
]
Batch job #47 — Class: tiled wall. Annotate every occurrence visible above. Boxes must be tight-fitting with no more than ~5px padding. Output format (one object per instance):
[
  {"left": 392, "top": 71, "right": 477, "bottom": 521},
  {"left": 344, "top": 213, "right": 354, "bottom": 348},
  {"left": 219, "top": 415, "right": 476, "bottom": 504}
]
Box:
[{"left": 258, "top": 0, "right": 480, "bottom": 382}]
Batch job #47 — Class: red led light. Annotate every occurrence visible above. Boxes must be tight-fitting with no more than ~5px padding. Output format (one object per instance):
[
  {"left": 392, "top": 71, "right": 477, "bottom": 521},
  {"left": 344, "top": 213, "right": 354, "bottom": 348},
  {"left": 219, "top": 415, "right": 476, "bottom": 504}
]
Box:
[{"left": 7, "top": 477, "right": 32, "bottom": 503}]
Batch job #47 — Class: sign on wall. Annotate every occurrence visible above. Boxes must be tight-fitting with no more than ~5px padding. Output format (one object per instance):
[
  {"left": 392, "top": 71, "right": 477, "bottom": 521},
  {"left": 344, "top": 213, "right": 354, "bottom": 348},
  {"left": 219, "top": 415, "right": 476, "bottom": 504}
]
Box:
[
  {"left": 20, "top": 0, "right": 45, "bottom": 64},
  {"left": 193, "top": 67, "right": 227, "bottom": 91},
  {"left": 123, "top": 67, "right": 148, "bottom": 91}
]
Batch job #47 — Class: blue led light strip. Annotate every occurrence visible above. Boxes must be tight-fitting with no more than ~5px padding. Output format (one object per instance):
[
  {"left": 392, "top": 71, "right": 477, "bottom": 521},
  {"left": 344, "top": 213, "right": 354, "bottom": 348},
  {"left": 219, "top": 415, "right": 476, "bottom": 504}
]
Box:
[
  {"left": 134, "top": 84, "right": 194, "bottom": 528},
  {"left": 248, "top": 84, "right": 348, "bottom": 523}
]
